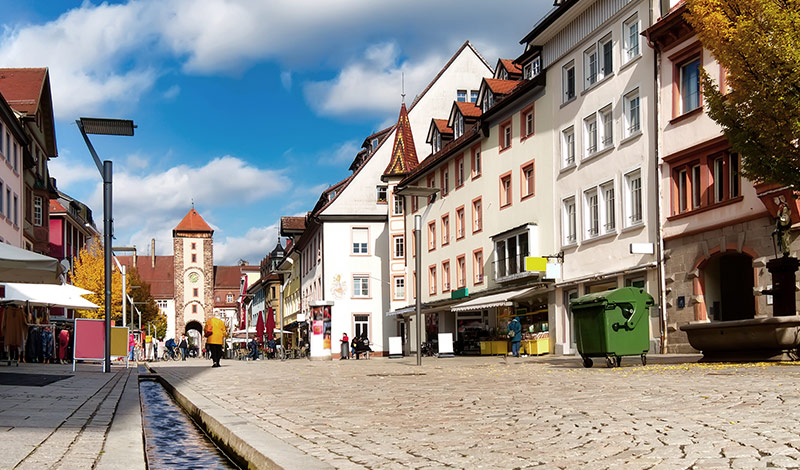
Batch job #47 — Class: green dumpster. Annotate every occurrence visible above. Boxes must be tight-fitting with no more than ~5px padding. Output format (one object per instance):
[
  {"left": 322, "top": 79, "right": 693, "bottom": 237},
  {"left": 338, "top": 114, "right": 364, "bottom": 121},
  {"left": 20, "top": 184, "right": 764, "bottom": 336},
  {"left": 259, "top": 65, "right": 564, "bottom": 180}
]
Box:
[{"left": 569, "top": 287, "right": 654, "bottom": 368}]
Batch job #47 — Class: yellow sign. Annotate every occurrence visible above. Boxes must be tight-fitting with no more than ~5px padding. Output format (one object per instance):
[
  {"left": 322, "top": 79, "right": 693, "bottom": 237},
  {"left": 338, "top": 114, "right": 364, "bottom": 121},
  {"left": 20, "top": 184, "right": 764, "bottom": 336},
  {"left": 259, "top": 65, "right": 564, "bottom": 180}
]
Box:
[
  {"left": 525, "top": 256, "right": 547, "bottom": 272},
  {"left": 110, "top": 327, "right": 129, "bottom": 357}
]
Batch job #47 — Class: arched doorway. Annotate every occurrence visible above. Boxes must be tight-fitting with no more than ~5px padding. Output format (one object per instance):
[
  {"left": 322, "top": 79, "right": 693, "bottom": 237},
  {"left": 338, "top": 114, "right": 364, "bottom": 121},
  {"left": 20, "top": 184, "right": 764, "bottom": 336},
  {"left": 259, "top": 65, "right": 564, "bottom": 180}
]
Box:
[
  {"left": 185, "top": 320, "right": 203, "bottom": 357},
  {"left": 700, "top": 253, "right": 756, "bottom": 321}
]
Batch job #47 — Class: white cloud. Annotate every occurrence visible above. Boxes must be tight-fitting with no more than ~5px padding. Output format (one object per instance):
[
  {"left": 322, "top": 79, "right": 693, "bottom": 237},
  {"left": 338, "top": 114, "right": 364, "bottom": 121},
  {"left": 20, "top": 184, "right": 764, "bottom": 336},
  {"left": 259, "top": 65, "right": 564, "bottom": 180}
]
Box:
[
  {"left": 280, "top": 71, "right": 292, "bottom": 91},
  {"left": 0, "top": 0, "right": 550, "bottom": 120},
  {"left": 214, "top": 223, "right": 280, "bottom": 266},
  {"left": 163, "top": 85, "right": 180, "bottom": 99},
  {"left": 303, "top": 42, "right": 444, "bottom": 117},
  {"left": 49, "top": 157, "right": 97, "bottom": 188},
  {"left": 317, "top": 140, "right": 360, "bottom": 166}
]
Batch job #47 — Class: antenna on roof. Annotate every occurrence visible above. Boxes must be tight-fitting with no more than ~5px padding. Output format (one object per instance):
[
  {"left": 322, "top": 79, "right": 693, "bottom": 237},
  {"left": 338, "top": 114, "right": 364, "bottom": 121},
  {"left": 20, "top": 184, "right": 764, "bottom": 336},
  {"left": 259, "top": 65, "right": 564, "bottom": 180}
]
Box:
[
  {"left": 401, "top": 72, "right": 405, "bottom": 104},
  {"left": 191, "top": 198, "right": 194, "bottom": 209}
]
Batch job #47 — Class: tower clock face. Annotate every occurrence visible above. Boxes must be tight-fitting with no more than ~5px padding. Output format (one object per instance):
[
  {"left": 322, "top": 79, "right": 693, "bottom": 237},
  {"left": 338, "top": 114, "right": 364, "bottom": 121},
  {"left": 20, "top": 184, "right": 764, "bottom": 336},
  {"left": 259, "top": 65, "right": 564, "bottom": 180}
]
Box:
[{"left": 188, "top": 272, "right": 199, "bottom": 283}]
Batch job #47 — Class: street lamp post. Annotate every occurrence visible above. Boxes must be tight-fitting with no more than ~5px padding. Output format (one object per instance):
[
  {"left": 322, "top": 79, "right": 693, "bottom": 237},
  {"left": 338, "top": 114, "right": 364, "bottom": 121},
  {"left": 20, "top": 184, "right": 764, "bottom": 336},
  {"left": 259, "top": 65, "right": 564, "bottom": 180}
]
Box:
[
  {"left": 394, "top": 185, "right": 439, "bottom": 366},
  {"left": 77, "top": 117, "right": 135, "bottom": 373}
]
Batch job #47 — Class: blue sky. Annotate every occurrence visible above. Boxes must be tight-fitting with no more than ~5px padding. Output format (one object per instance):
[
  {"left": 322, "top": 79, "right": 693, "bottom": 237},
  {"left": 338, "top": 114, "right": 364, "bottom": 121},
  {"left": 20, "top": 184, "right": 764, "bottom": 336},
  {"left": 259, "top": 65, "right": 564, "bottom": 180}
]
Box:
[{"left": 0, "top": 0, "right": 551, "bottom": 265}]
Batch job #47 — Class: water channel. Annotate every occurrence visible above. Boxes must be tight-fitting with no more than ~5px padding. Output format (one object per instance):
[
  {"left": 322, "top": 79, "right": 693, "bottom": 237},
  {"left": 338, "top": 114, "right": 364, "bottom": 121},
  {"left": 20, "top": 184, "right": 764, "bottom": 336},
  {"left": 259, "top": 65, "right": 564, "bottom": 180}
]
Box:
[{"left": 140, "top": 378, "right": 240, "bottom": 470}]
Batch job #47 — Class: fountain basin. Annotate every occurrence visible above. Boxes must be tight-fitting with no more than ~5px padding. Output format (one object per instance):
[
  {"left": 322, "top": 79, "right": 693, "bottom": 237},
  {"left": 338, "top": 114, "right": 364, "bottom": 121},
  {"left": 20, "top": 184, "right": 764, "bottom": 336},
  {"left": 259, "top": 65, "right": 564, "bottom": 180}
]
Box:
[{"left": 680, "top": 315, "right": 800, "bottom": 361}]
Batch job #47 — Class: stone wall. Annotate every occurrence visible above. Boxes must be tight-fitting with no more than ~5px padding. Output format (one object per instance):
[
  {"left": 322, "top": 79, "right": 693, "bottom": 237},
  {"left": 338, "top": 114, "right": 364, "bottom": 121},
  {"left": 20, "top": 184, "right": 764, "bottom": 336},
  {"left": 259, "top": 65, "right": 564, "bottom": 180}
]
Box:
[
  {"left": 173, "top": 237, "right": 185, "bottom": 337},
  {"left": 663, "top": 215, "right": 799, "bottom": 353},
  {"left": 204, "top": 237, "right": 214, "bottom": 325}
]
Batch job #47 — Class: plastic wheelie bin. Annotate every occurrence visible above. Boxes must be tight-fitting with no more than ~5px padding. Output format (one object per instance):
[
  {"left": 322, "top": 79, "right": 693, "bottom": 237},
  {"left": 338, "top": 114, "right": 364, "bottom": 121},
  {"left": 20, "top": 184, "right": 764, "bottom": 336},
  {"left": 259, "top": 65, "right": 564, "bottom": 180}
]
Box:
[{"left": 569, "top": 287, "right": 654, "bottom": 368}]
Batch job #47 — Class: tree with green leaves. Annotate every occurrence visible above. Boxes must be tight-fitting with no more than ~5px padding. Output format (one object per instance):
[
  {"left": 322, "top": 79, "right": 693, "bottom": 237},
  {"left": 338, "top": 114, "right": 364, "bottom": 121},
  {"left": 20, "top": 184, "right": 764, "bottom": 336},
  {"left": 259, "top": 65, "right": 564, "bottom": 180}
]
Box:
[{"left": 685, "top": 0, "right": 800, "bottom": 187}]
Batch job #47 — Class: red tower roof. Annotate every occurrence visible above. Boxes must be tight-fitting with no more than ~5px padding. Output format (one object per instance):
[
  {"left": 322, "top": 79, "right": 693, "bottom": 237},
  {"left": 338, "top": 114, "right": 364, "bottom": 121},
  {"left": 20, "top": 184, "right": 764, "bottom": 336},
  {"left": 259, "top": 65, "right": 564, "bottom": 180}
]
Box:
[
  {"left": 173, "top": 208, "right": 213, "bottom": 236},
  {"left": 383, "top": 103, "right": 419, "bottom": 177}
]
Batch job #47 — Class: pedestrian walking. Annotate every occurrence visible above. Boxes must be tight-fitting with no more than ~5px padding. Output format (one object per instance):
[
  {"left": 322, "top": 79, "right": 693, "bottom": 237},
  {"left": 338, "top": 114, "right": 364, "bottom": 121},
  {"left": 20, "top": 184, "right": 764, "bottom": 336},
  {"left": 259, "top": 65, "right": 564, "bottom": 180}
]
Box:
[
  {"left": 179, "top": 334, "right": 188, "bottom": 360},
  {"left": 204, "top": 315, "right": 227, "bottom": 367},
  {"left": 152, "top": 338, "right": 158, "bottom": 362},
  {"left": 508, "top": 316, "right": 522, "bottom": 357},
  {"left": 340, "top": 332, "right": 349, "bottom": 360}
]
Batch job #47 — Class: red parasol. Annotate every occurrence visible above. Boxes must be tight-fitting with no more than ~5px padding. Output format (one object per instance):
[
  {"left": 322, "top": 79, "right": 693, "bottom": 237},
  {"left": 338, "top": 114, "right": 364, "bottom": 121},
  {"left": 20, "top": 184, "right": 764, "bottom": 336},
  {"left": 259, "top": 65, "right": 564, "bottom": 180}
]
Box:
[
  {"left": 255, "top": 310, "right": 265, "bottom": 345},
  {"left": 238, "top": 300, "right": 246, "bottom": 330},
  {"left": 265, "top": 307, "right": 275, "bottom": 340}
]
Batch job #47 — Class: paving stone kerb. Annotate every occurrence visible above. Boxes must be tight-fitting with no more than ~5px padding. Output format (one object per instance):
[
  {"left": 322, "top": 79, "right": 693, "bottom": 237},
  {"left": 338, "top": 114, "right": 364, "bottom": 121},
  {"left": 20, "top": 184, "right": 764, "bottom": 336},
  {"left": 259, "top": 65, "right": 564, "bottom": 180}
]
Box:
[{"left": 152, "top": 356, "right": 800, "bottom": 470}]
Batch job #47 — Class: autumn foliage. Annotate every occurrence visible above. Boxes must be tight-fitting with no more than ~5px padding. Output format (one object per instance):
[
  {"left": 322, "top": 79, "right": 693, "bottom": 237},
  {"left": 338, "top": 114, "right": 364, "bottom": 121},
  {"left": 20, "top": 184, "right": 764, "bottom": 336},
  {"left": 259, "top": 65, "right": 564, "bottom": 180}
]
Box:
[
  {"left": 685, "top": 0, "right": 800, "bottom": 187},
  {"left": 71, "top": 237, "right": 126, "bottom": 322}
]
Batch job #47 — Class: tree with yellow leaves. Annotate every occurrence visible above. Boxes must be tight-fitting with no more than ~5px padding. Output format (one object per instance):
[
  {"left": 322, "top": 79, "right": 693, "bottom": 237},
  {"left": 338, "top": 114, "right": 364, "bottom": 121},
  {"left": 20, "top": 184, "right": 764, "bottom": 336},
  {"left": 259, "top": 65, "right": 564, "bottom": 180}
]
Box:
[
  {"left": 685, "top": 0, "right": 800, "bottom": 187},
  {"left": 71, "top": 237, "right": 127, "bottom": 322}
]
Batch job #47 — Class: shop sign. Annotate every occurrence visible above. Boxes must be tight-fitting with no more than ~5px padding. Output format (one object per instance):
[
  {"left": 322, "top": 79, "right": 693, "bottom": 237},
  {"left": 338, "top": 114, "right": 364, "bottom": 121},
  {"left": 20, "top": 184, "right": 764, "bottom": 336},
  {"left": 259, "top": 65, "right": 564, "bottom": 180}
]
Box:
[
  {"left": 451, "top": 287, "right": 468, "bottom": 299},
  {"left": 524, "top": 256, "right": 547, "bottom": 272}
]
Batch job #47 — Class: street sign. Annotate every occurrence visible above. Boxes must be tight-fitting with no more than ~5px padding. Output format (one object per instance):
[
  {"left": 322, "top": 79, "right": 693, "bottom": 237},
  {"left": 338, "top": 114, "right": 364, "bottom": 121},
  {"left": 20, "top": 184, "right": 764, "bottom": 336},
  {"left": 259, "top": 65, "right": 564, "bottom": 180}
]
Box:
[{"left": 525, "top": 256, "right": 547, "bottom": 272}]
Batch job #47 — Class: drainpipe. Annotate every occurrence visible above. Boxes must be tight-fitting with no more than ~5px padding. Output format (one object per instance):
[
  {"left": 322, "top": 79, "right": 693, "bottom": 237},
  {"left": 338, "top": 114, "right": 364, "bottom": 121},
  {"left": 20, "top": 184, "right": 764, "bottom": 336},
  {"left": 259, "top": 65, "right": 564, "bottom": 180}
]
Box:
[{"left": 648, "top": 2, "right": 669, "bottom": 354}]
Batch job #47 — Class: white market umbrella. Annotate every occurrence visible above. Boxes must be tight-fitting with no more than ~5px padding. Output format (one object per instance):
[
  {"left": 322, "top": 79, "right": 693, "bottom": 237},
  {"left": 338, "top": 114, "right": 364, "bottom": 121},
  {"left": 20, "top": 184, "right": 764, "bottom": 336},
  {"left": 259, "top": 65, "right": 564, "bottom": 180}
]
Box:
[
  {"left": 0, "top": 244, "right": 61, "bottom": 284},
  {"left": 1, "top": 282, "right": 99, "bottom": 310}
]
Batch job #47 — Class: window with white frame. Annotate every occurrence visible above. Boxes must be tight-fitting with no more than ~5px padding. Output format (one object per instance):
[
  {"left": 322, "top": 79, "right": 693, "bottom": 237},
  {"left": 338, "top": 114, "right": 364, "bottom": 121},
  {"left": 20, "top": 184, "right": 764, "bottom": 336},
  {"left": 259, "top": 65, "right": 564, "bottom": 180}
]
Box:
[
  {"left": 454, "top": 113, "right": 464, "bottom": 138},
  {"left": 441, "top": 214, "right": 450, "bottom": 245},
  {"left": 456, "top": 157, "right": 464, "bottom": 187},
  {"left": 457, "top": 90, "right": 467, "bottom": 102},
  {"left": 500, "top": 173, "right": 512, "bottom": 207},
  {"left": 472, "top": 198, "right": 482, "bottom": 232},
  {"left": 456, "top": 255, "right": 466, "bottom": 288},
  {"left": 563, "top": 197, "right": 577, "bottom": 244},
  {"left": 599, "top": 105, "right": 613, "bottom": 149},
  {"left": 428, "top": 221, "right": 436, "bottom": 251},
  {"left": 432, "top": 130, "right": 442, "bottom": 154},
  {"left": 625, "top": 170, "right": 643, "bottom": 226},
  {"left": 456, "top": 207, "right": 465, "bottom": 238},
  {"left": 470, "top": 90, "right": 479, "bottom": 103},
  {"left": 623, "top": 14, "right": 640, "bottom": 63},
  {"left": 33, "top": 196, "right": 43, "bottom": 226},
  {"left": 563, "top": 61, "right": 576, "bottom": 102},
  {"left": 522, "top": 162, "right": 535, "bottom": 199},
  {"left": 531, "top": 56, "right": 541, "bottom": 77},
  {"left": 393, "top": 195, "right": 404, "bottom": 215},
  {"left": 472, "top": 146, "right": 482, "bottom": 177},
  {"left": 474, "top": 249, "right": 484, "bottom": 283},
  {"left": 394, "top": 276, "right": 405, "bottom": 299},
  {"left": 442, "top": 261, "right": 451, "bottom": 291},
  {"left": 441, "top": 166, "right": 449, "bottom": 195},
  {"left": 523, "top": 62, "right": 533, "bottom": 80},
  {"left": 393, "top": 235, "right": 405, "bottom": 258},
  {"left": 562, "top": 127, "right": 575, "bottom": 167},
  {"left": 494, "top": 230, "right": 530, "bottom": 280},
  {"left": 353, "top": 275, "right": 369, "bottom": 297},
  {"left": 601, "top": 181, "right": 616, "bottom": 233},
  {"left": 352, "top": 228, "right": 368, "bottom": 254},
  {"left": 428, "top": 265, "right": 437, "bottom": 295},
  {"left": 482, "top": 90, "right": 494, "bottom": 113},
  {"left": 624, "top": 89, "right": 641, "bottom": 137},
  {"left": 584, "top": 34, "right": 613, "bottom": 88},
  {"left": 584, "top": 188, "right": 600, "bottom": 238},
  {"left": 584, "top": 114, "right": 598, "bottom": 156},
  {"left": 226, "top": 293, "right": 233, "bottom": 303},
  {"left": 0, "top": 181, "right": 5, "bottom": 216},
  {"left": 376, "top": 185, "right": 387, "bottom": 203}
]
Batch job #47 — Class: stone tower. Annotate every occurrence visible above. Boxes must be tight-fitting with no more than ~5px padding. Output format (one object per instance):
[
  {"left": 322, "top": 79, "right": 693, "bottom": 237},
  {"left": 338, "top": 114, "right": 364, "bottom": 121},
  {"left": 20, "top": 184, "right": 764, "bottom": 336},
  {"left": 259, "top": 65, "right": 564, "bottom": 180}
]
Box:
[{"left": 172, "top": 208, "right": 214, "bottom": 336}]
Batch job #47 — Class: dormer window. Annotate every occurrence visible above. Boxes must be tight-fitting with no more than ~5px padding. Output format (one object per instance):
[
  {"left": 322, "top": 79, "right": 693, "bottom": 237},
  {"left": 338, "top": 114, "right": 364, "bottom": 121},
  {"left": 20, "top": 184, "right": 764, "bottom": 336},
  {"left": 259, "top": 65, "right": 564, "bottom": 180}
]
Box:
[
  {"left": 454, "top": 113, "right": 464, "bottom": 139},
  {"left": 482, "top": 91, "right": 494, "bottom": 113},
  {"left": 432, "top": 130, "right": 442, "bottom": 154},
  {"left": 371, "top": 138, "right": 379, "bottom": 150},
  {"left": 524, "top": 57, "right": 541, "bottom": 79},
  {"left": 499, "top": 69, "right": 508, "bottom": 80}
]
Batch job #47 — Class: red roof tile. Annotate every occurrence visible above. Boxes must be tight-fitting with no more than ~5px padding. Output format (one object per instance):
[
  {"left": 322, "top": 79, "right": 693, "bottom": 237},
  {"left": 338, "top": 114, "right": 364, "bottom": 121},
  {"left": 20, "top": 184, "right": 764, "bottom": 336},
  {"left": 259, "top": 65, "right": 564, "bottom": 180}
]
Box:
[
  {"left": 383, "top": 103, "right": 419, "bottom": 177},
  {"left": 213, "top": 266, "right": 243, "bottom": 289},
  {"left": 173, "top": 208, "right": 213, "bottom": 234},
  {"left": 49, "top": 199, "right": 67, "bottom": 213},
  {"left": 499, "top": 59, "right": 522, "bottom": 75},
  {"left": 434, "top": 119, "right": 453, "bottom": 135},
  {"left": 117, "top": 255, "right": 175, "bottom": 299},
  {"left": 485, "top": 78, "right": 521, "bottom": 95},
  {"left": 281, "top": 216, "right": 305, "bottom": 232},
  {"left": 0, "top": 68, "right": 47, "bottom": 115},
  {"left": 455, "top": 101, "right": 482, "bottom": 118}
]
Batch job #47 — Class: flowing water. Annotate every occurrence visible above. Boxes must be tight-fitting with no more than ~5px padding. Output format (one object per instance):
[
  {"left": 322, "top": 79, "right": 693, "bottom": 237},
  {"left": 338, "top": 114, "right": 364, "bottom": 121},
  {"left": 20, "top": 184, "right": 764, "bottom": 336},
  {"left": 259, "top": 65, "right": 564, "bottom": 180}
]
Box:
[{"left": 140, "top": 379, "right": 239, "bottom": 470}]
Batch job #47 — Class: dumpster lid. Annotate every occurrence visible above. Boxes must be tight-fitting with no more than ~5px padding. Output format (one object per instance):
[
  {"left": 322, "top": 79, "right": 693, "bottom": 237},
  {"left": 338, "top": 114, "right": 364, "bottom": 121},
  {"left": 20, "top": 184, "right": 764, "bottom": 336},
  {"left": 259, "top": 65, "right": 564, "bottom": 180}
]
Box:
[{"left": 570, "top": 287, "right": 654, "bottom": 308}]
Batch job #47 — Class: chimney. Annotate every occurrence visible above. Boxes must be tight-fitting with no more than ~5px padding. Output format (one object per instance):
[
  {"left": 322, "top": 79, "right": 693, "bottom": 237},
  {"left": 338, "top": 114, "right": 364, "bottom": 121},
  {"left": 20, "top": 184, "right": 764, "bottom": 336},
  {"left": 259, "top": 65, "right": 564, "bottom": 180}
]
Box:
[
  {"left": 151, "top": 238, "right": 156, "bottom": 268},
  {"left": 133, "top": 244, "right": 137, "bottom": 268}
]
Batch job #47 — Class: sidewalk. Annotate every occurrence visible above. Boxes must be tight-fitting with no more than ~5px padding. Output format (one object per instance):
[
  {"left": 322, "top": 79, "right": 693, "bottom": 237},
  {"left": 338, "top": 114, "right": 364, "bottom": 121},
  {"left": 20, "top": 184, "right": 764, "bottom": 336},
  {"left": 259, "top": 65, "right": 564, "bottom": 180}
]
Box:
[{"left": 0, "top": 362, "right": 145, "bottom": 470}]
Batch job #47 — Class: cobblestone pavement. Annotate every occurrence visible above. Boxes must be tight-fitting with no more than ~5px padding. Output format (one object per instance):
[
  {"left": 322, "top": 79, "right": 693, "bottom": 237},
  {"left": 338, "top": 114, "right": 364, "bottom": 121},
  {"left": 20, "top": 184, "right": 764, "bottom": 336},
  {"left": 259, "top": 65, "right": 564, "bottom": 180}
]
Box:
[
  {"left": 0, "top": 364, "right": 144, "bottom": 470},
  {"left": 152, "top": 355, "right": 800, "bottom": 470}
]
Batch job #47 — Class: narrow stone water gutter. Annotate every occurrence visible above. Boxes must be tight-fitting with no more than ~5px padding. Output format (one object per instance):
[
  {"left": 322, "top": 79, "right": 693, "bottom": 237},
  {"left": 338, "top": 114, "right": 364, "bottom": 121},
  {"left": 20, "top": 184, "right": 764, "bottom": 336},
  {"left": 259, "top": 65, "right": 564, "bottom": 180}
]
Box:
[{"left": 139, "top": 368, "right": 244, "bottom": 470}]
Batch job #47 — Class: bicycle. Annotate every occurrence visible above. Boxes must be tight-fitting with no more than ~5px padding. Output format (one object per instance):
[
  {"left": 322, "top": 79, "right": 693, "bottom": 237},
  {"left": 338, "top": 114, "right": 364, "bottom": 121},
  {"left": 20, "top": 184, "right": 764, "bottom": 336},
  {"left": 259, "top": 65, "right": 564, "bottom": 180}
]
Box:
[{"left": 162, "top": 348, "right": 181, "bottom": 361}]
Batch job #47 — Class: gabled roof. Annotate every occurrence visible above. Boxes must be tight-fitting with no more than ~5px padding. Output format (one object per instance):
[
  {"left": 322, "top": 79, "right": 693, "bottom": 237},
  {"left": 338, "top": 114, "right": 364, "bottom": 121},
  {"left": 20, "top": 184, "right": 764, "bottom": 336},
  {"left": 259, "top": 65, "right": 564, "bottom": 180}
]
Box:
[
  {"left": 173, "top": 208, "right": 213, "bottom": 235},
  {"left": 0, "top": 68, "right": 47, "bottom": 115},
  {"left": 399, "top": 125, "right": 482, "bottom": 188},
  {"left": 448, "top": 101, "right": 482, "bottom": 128},
  {"left": 49, "top": 199, "right": 67, "bottom": 214},
  {"left": 496, "top": 59, "right": 523, "bottom": 79},
  {"left": 484, "top": 78, "right": 522, "bottom": 95},
  {"left": 427, "top": 119, "right": 453, "bottom": 144},
  {"left": 382, "top": 103, "right": 419, "bottom": 177}
]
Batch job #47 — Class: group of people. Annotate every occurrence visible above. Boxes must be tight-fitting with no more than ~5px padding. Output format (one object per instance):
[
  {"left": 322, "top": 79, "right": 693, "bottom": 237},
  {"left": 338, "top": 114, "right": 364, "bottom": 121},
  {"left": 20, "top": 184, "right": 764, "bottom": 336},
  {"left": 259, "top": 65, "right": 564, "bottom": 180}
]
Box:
[
  {"left": 246, "top": 334, "right": 279, "bottom": 360},
  {"left": 340, "top": 333, "right": 372, "bottom": 360}
]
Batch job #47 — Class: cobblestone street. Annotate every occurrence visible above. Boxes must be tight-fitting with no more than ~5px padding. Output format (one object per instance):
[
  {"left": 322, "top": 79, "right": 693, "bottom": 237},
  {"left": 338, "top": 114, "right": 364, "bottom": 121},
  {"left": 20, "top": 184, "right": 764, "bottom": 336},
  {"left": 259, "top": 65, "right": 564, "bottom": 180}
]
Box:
[{"left": 153, "top": 355, "right": 800, "bottom": 469}]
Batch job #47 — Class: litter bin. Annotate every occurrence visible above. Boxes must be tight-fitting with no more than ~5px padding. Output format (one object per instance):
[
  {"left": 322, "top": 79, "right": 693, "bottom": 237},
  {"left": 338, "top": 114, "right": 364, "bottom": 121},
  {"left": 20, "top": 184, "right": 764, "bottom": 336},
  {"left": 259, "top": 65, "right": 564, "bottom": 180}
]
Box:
[{"left": 569, "top": 287, "right": 654, "bottom": 368}]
